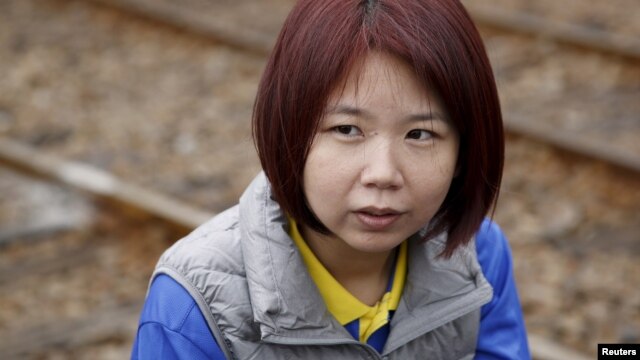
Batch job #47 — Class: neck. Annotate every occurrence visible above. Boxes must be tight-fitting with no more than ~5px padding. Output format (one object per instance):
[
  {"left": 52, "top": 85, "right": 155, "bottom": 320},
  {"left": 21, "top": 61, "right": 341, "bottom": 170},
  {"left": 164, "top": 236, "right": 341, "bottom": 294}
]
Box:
[{"left": 299, "top": 225, "right": 396, "bottom": 306}]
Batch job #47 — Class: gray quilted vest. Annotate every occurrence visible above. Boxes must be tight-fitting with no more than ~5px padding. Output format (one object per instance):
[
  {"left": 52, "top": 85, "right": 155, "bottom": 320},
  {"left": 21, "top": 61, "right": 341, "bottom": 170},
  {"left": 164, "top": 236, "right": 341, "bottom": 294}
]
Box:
[{"left": 153, "top": 173, "right": 493, "bottom": 359}]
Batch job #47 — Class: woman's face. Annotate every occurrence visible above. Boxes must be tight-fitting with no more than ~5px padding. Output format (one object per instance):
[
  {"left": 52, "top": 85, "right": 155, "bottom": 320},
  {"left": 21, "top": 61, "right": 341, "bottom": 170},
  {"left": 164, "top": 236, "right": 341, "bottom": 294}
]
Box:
[{"left": 302, "top": 52, "right": 459, "bottom": 254}]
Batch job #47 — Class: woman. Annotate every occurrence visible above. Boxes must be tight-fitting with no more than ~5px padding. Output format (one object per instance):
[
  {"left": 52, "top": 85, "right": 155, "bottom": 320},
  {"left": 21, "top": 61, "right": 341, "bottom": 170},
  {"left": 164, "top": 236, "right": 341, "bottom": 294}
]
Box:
[{"left": 132, "top": 0, "right": 530, "bottom": 358}]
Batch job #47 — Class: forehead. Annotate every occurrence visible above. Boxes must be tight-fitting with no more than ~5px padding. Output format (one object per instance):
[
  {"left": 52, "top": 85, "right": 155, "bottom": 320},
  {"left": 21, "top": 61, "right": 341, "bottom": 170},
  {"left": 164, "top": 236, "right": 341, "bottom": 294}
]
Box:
[{"left": 328, "top": 51, "right": 438, "bottom": 110}]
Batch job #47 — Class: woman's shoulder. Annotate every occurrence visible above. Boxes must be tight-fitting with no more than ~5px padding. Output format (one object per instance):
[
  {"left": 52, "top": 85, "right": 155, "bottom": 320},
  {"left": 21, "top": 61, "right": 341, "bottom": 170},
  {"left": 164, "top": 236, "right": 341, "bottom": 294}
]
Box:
[
  {"left": 151, "top": 203, "right": 253, "bottom": 326},
  {"left": 155, "top": 204, "right": 246, "bottom": 287},
  {"left": 474, "top": 219, "right": 514, "bottom": 291},
  {"left": 164, "top": 204, "right": 241, "bottom": 254},
  {"left": 474, "top": 220, "right": 531, "bottom": 358},
  {"left": 182, "top": 204, "right": 242, "bottom": 245},
  {"left": 133, "top": 274, "right": 228, "bottom": 359},
  {"left": 475, "top": 219, "right": 510, "bottom": 260}
]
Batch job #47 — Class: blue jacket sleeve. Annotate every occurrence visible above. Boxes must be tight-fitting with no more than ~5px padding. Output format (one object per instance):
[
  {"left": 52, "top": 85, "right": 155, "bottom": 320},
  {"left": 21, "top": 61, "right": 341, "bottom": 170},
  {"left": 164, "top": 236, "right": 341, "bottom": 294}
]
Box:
[
  {"left": 475, "top": 220, "right": 531, "bottom": 360},
  {"left": 131, "top": 274, "right": 227, "bottom": 360}
]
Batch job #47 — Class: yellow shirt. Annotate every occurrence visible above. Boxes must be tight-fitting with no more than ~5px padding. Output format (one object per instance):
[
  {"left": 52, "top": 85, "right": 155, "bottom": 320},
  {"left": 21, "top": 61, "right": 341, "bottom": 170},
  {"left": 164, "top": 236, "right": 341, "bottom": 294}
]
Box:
[{"left": 289, "top": 219, "right": 407, "bottom": 343}]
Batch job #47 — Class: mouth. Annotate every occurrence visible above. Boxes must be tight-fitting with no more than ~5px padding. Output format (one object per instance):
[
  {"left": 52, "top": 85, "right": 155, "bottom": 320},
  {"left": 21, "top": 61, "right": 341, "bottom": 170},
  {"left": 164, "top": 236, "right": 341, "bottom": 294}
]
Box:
[
  {"left": 356, "top": 206, "right": 401, "bottom": 215},
  {"left": 354, "top": 207, "right": 403, "bottom": 230}
]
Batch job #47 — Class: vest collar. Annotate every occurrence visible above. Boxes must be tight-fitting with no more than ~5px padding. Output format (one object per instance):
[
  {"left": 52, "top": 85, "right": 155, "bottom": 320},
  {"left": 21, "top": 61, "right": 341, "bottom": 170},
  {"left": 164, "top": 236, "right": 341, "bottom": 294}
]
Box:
[
  {"left": 239, "top": 173, "right": 351, "bottom": 344},
  {"left": 384, "top": 232, "right": 493, "bottom": 354},
  {"left": 238, "top": 173, "right": 493, "bottom": 351}
]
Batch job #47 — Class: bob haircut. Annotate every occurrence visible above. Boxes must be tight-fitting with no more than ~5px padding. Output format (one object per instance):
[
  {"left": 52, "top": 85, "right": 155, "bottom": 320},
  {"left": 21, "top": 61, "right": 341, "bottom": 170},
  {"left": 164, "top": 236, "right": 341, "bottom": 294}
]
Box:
[{"left": 253, "top": 0, "right": 503, "bottom": 258}]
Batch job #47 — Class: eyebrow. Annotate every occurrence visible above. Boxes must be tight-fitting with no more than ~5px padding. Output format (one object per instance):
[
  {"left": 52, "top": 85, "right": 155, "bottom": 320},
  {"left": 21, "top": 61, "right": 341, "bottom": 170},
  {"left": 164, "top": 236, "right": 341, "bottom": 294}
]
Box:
[{"left": 326, "top": 104, "right": 445, "bottom": 122}]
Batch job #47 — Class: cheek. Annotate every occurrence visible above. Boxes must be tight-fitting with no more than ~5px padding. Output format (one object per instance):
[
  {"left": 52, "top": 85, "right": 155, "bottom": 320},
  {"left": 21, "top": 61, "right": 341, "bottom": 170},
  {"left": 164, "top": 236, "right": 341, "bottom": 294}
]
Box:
[
  {"left": 431, "top": 141, "right": 459, "bottom": 185},
  {"left": 412, "top": 174, "right": 451, "bottom": 205},
  {"left": 302, "top": 141, "right": 363, "bottom": 224},
  {"left": 304, "top": 140, "right": 354, "bottom": 190},
  {"left": 303, "top": 169, "right": 337, "bottom": 202},
  {"left": 409, "top": 151, "right": 458, "bottom": 204},
  {"left": 303, "top": 148, "right": 342, "bottom": 207}
]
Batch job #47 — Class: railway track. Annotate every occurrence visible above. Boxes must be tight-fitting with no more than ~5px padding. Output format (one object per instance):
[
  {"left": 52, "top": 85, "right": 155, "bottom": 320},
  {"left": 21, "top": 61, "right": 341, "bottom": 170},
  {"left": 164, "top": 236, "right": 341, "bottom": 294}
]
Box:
[
  {"left": 80, "top": 0, "right": 640, "bottom": 175},
  {"left": 0, "top": 139, "right": 213, "bottom": 359},
  {"left": 1, "top": 0, "right": 638, "bottom": 358}
]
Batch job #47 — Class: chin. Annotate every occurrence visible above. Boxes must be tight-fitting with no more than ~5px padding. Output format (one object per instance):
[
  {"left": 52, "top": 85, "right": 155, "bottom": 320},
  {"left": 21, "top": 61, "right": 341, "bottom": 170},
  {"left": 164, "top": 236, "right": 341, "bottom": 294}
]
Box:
[{"left": 345, "top": 234, "right": 406, "bottom": 254}]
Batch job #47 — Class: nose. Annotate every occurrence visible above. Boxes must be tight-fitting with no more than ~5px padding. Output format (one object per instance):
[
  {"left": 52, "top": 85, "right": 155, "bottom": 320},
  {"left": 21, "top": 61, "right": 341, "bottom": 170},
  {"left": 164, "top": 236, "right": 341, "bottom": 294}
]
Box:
[{"left": 360, "top": 139, "right": 404, "bottom": 189}]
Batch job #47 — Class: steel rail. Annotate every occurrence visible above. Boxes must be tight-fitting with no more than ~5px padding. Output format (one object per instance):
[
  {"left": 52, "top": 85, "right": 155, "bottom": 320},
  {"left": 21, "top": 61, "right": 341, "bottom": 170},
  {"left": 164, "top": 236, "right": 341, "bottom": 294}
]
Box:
[
  {"left": 506, "top": 116, "right": 640, "bottom": 175},
  {"left": 85, "top": 0, "right": 640, "bottom": 61},
  {"left": 0, "top": 138, "right": 214, "bottom": 232},
  {"left": 464, "top": 2, "right": 640, "bottom": 61},
  {"left": 79, "top": 0, "right": 640, "bottom": 175},
  {"left": 85, "top": 0, "right": 275, "bottom": 55}
]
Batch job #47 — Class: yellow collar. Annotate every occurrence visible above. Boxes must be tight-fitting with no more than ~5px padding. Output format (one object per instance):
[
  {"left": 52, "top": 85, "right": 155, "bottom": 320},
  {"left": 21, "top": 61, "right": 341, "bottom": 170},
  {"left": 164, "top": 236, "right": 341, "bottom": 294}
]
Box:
[{"left": 289, "top": 219, "right": 407, "bottom": 327}]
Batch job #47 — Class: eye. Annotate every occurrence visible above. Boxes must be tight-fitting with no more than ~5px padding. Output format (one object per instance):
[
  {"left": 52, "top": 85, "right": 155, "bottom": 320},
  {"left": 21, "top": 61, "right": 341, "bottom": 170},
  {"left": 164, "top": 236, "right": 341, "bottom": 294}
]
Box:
[
  {"left": 333, "top": 125, "right": 363, "bottom": 137},
  {"left": 406, "top": 129, "right": 433, "bottom": 140}
]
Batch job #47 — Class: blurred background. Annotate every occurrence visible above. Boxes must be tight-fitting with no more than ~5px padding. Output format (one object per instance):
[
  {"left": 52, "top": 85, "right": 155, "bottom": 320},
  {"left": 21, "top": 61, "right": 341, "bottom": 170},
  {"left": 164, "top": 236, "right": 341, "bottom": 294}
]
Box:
[{"left": 0, "top": 0, "right": 639, "bottom": 359}]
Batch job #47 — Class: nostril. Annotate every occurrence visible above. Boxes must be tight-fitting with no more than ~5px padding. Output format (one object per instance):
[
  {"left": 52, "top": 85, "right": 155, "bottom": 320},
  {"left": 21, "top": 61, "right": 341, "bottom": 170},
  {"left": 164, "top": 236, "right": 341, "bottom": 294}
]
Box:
[{"left": 360, "top": 161, "right": 403, "bottom": 189}]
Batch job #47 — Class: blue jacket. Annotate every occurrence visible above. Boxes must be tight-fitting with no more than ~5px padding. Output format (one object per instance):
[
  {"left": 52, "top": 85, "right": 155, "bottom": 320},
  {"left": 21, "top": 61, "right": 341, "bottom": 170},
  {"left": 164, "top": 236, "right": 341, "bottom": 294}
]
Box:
[{"left": 132, "top": 218, "right": 529, "bottom": 359}]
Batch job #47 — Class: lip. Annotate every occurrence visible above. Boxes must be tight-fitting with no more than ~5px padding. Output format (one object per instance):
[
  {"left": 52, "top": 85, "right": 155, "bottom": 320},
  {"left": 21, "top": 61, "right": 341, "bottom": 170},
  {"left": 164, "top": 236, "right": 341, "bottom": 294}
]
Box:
[{"left": 354, "top": 207, "right": 403, "bottom": 230}]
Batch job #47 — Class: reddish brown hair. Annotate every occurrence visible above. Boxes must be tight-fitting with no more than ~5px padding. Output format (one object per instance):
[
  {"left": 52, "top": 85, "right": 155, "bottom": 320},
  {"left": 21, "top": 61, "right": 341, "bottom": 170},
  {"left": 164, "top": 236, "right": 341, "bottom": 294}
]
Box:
[{"left": 253, "top": 0, "right": 503, "bottom": 257}]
